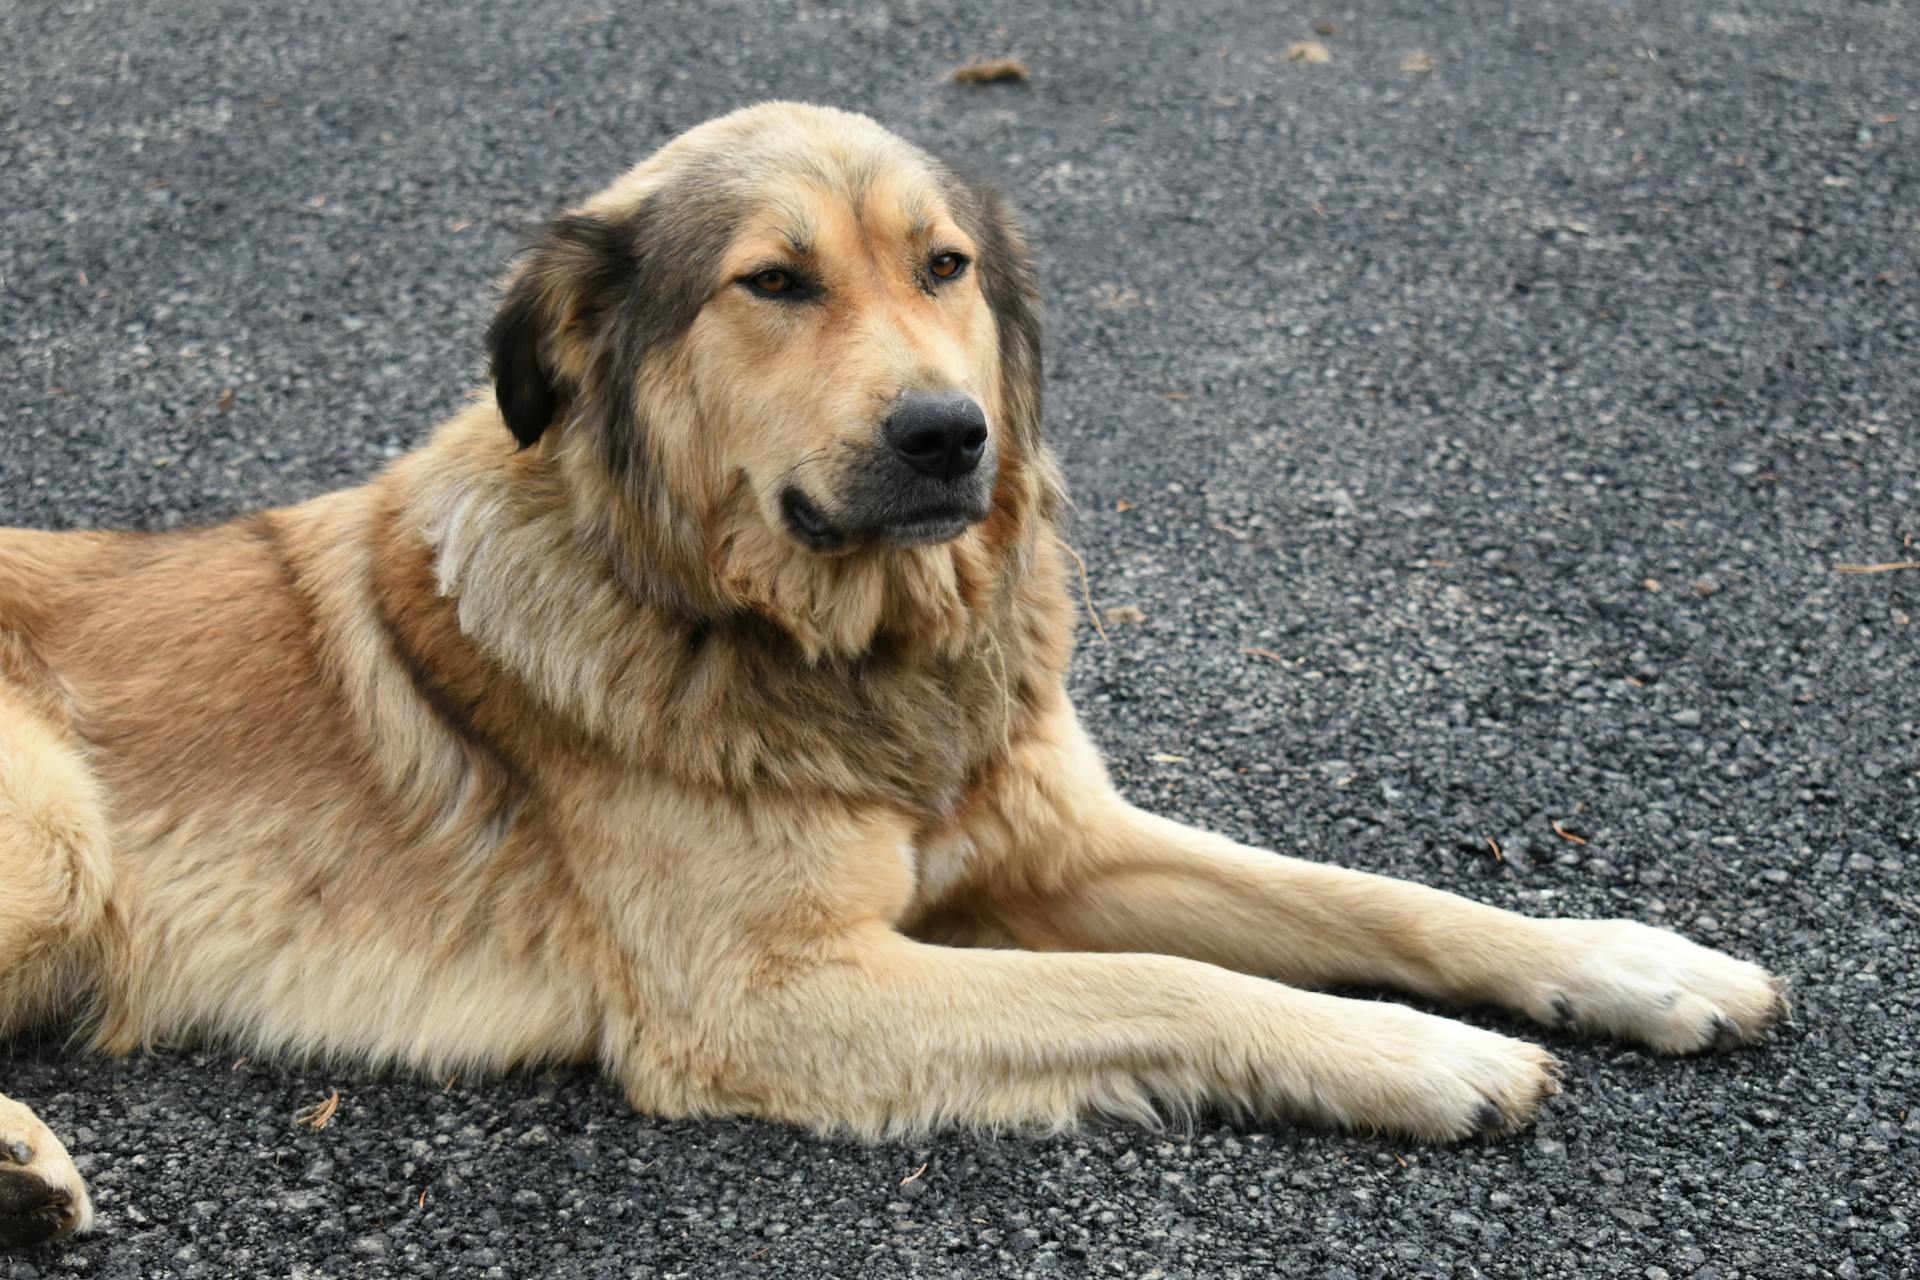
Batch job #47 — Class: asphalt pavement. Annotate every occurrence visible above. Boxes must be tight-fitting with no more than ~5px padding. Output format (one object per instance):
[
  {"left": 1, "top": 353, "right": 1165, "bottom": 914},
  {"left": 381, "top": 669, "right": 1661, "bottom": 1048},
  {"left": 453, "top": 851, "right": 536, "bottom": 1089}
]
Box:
[{"left": 2, "top": 1, "right": 1916, "bottom": 1276}]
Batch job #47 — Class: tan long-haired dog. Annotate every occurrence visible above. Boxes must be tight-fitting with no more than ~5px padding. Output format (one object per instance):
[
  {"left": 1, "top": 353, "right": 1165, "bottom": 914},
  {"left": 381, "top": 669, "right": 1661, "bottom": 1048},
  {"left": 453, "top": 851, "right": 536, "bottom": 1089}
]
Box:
[{"left": 0, "top": 103, "right": 1786, "bottom": 1247}]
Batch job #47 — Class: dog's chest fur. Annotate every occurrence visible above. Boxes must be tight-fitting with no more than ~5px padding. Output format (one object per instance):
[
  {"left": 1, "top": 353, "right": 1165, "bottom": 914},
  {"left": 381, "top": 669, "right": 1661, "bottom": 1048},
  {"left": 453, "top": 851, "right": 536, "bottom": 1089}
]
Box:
[
  {"left": 382, "top": 471, "right": 1076, "bottom": 831},
  {"left": 664, "top": 614, "right": 1062, "bottom": 820}
]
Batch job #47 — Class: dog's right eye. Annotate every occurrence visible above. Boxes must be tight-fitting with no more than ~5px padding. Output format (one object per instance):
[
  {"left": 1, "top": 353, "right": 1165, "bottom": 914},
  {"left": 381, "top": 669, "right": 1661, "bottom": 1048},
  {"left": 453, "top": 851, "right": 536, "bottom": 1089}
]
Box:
[{"left": 741, "top": 268, "right": 808, "bottom": 299}]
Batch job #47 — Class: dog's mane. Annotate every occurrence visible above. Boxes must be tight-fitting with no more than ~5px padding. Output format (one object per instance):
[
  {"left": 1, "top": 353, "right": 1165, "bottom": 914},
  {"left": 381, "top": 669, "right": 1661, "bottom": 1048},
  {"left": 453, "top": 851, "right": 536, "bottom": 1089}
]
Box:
[{"left": 385, "top": 407, "right": 1073, "bottom": 825}]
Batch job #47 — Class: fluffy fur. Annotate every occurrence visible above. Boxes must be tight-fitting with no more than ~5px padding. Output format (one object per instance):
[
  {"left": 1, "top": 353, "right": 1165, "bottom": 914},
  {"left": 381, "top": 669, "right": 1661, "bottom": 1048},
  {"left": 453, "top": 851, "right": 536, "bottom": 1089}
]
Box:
[{"left": 0, "top": 103, "right": 1785, "bottom": 1247}]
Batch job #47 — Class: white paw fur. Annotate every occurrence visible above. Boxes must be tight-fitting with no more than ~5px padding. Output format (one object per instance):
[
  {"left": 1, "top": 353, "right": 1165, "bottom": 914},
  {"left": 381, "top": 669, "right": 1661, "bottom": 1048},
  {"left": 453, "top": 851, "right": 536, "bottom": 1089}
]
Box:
[{"left": 1522, "top": 919, "right": 1788, "bottom": 1054}]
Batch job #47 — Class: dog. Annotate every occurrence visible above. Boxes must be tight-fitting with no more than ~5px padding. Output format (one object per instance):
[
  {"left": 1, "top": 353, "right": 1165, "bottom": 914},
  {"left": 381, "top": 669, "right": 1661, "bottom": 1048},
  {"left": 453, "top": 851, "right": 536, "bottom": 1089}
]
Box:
[{"left": 0, "top": 102, "right": 1787, "bottom": 1248}]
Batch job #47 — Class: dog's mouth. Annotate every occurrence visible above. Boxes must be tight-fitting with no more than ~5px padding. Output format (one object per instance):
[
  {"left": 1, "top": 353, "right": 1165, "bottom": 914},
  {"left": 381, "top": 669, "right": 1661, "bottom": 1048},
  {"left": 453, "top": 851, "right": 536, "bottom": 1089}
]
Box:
[
  {"left": 872, "top": 510, "right": 980, "bottom": 546},
  {"left": 780, "top": 487, "right": 846, "bottom": 551},
  {"left": 780, "top": 486, "right": 983, "bottom": 552}
]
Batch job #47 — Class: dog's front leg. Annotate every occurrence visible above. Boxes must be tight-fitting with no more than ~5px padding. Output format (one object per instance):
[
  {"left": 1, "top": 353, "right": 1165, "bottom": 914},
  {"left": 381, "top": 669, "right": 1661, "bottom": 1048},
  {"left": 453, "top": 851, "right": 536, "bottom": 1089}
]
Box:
[
  {"left": 938, "top": 703, "right": 1787, "bottom": 1055},
  {"left": 668, "top": 927, "right": 1558, "bottom": 1142},
  {"left": 575, "top": 794, "right": 1555, "bottom": 1142}
]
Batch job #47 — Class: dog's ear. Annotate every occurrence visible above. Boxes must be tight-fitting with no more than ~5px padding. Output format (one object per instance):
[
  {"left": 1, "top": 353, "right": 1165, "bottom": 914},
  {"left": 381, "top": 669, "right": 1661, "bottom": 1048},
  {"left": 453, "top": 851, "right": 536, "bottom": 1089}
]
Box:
[
  {"left": 949, "top": 176, "right": 1045, "bottom": 455},
  {"left": 488, "top": 271, "right": 559, "bottom": 448},
  {"left": 486, "top": 213, "right": 639, "bottom": 449}
]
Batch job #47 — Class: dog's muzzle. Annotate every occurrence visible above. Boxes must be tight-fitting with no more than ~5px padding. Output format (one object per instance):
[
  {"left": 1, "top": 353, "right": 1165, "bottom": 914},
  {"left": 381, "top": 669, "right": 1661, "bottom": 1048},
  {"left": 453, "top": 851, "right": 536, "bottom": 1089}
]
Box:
[{"left": 782, "top": 392, "right": 995, "bottom": 551}]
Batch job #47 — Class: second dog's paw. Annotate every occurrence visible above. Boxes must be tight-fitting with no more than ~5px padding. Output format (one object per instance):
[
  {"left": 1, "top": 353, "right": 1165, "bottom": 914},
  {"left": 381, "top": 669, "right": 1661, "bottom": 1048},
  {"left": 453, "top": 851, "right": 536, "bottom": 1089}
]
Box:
[
  {"left": 1524, "top": 919, "right": 1788, "bottom": 1054},
  {"left": 0, "top": 1096, "right": 91, "bottom": 1250}
]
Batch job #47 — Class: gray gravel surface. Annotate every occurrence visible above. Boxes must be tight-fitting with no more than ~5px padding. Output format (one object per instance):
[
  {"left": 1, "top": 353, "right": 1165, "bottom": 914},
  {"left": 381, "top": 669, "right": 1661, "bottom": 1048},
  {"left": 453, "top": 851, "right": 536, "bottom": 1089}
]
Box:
[{"left": 3, "top": 1, "right": 1917, "bottom": 1276}]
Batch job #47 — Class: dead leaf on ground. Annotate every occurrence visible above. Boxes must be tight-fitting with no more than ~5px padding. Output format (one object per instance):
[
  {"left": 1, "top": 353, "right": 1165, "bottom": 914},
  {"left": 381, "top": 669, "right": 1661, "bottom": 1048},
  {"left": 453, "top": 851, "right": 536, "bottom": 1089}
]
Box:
[
  {"left": 1239, "top": 647, "right": 1285, "bottom": 663},
  {"left": 1400, "top": 50, "right": 1436, "bottom": 73},
  {"left": 951, "top": 57, "right": 1030, "bottom": 85},
  {"left": 1551, "top": 821, "right": 1589, "bottom": 846},
  {"left": 295, "top": 1089, "right": 341, "bottom": 1131},
  {"left": 1114, "top": 499, "right": 1134, "bottom": 512},
  {"left": 1284, "top": 40, "right": 1331, "bottom": 63},
  {"left": 1532, "top": 217, "right": 1595, "bottom": 237},
  {"left": 1835, "top": 561, "right": 1920, "bottom": 574},
  {"left": 1102, "top": 605, "right": 1146, "bottom": 627},
  {"left": 217, "top": 387, "right": 236, "bottom": 414},
  {"left": 1314, "top": 21, "right": 1339, "bottom": 36},
  {"left": 1150, "top": 753, "right": 1188, "bottom": 764}
]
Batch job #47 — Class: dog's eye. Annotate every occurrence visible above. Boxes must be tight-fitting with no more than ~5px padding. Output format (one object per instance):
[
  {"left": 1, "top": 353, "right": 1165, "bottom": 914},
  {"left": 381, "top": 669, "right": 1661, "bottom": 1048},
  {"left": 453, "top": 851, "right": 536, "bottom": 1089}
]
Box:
[
  {"left": 928, "top": 252, "right": 968, "bottom": 283},
  {"left": 746, "top": 269, "right": 795, "bottom": 296}
]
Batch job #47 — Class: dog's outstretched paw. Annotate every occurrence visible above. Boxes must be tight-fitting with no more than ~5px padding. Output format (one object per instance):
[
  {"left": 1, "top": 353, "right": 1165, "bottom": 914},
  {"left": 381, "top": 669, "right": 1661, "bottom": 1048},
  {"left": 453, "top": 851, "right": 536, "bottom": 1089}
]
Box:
[
  {"left": 1314, "top": 1000, "right": 1562, "bottom": 1143},
  {"left": 0, "top": 1096, "right": 91, "bottom": 1249},
  {"left": 1411, "top": 1018, "right": 1562, "bottom": 1142},
  {"left": 1524, "top": 920, "right": 1789, "bottom": 1054}
]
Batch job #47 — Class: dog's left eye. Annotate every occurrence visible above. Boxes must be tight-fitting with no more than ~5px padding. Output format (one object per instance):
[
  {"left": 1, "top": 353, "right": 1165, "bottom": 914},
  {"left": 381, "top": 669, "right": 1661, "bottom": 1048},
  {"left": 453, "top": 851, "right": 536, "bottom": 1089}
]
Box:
[{"left": 928, "top": 252, "right": 968, "bottom": 283}]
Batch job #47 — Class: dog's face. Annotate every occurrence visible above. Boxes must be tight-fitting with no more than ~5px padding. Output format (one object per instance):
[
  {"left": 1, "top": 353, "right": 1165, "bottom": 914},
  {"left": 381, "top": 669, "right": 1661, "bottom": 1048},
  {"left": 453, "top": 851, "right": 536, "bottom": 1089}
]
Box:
[
  {"left": 488, "top": 104, "right": 1043, "bottom": 559},
  {"left": 697, "top": 161, "right": 1002, "bottom": 551}
]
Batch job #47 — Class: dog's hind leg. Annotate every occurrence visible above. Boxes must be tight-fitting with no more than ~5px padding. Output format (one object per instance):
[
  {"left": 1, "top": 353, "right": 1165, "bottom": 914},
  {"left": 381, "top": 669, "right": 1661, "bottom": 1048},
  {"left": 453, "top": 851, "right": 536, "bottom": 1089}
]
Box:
[
  {"left": 0, "top": 685, "right": 107, "bottom": 1246},
  {"left": 0, "top": 1096, "right": 90, "bottom": 1248}
]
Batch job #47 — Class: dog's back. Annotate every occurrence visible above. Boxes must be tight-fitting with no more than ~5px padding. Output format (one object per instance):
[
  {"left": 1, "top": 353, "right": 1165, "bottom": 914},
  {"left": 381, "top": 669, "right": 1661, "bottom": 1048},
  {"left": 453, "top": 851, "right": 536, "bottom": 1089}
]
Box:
[{"left": 0, "top": 481, "right": 595, "bottom": 1057}]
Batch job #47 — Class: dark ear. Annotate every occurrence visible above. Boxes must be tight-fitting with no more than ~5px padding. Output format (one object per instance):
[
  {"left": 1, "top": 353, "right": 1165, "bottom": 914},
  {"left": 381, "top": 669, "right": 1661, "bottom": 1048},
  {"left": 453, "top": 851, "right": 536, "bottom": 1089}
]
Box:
[
  {"left": 487, "top": 273, "right": 558, "bottom": 447},
  {"left": 948, "top": 174, "right": 1045, "bottom": 453},
  {"left": 485, "top": 214, "right": 638, "bottom": 449}
]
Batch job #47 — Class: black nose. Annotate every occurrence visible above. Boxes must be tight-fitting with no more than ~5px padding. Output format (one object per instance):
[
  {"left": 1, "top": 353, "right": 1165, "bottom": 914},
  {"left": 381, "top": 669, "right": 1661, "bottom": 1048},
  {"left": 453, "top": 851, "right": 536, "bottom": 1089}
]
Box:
[{"left": 883, "top": 392, "right": 988, "bottom": 481}]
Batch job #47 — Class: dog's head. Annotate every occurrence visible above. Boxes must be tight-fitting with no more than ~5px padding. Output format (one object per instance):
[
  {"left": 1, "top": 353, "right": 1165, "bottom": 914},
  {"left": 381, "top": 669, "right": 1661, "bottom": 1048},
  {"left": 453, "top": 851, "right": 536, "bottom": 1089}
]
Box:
[{"left": 486, "top": 105, "right": 1055, "bottom": 645}]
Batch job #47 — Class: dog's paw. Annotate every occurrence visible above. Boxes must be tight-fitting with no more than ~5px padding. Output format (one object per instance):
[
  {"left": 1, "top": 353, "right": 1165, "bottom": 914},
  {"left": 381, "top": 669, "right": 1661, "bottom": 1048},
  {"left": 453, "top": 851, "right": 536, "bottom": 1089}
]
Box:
[
  {"left": 1522, "top": 919, "right": 1788, "bottom": 1054},
  {"left": 1311, "top": 1002, "right": 1561, "bottom": 1143},
  {"left": 0, "top": 1096, "right": 91, "bottom": 1250}
]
